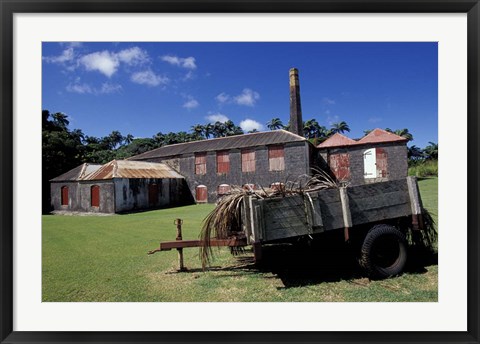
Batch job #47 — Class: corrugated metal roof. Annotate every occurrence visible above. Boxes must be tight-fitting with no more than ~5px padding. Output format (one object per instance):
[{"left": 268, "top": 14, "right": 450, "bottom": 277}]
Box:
[
  {"left": 129, "top": 130, "right": 307, "bottom": 160},
  {"left": 317, "top": 133, "right": 357, "bottom": 148},
  {"left": 50, "top": 163, "right": 102, "bottom": 182},
  {"left": 317, "top": 128, "right": 407, "bottom": 149},
  {"left": 81, "top": 160, "right": 184, "bottom": 180},
  {"left": 358, "top": 128, "right": 408, "bottom": 144}
]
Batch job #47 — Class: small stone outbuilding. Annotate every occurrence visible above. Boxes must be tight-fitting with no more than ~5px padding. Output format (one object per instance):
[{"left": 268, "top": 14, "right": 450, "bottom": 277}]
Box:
[
  {"left": 50, "top": 160, "right": 193, "bottom": 213},
  {"left": 317, "top": 128, "right": 408, "bottom": 185}
]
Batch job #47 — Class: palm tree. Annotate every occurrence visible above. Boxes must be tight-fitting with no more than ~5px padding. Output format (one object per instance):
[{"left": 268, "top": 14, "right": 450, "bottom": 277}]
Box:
[
  {"left": 408, "top": 145, "right": 424, "bottom": 161},
  {"left": 190, "top": 124, "right": 204, "bottom": 139},
  {"left": 124, "top": 134, "right": 134, "bottom": 145},
  {"left": 266, "top": 118, "right": 284, "bottom": 130},
  {"left": 330, "top": 121, "right": 350, "bottom": 134},
  {"left": 204, "top": 123, "right": 213, "bottom": 139},
  {"left": 424, "top": 142, "right": 438, "bottom": 160},
  {"left": 303, "top": 119, "right": 321, "bottom": 139}
]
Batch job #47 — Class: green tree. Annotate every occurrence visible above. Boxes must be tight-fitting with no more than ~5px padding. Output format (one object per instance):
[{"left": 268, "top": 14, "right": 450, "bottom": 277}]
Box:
[
  {"left": 423, "top": 142, "right": 438, "bottom": 160},
  {"left": 330, "top": 121, "right": 350, "bottom": 134},
  {"left": 266, "top": 118, "right": 284, "bottom": 130}
]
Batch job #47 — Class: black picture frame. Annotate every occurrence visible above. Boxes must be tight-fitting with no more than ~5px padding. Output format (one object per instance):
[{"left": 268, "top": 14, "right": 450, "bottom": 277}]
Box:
[{"left": 1, "top": 1, "right": 479, "bottom": 343}]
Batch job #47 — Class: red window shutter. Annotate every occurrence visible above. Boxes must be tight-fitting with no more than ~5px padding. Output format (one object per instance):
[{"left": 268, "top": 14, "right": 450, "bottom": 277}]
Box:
[
  {"left": 91, "top": 185, "right": 100, "bottom": 207},
  {"left": 268, "top": 145, "right": 285, "bottom": 171},
  {"left": 61, "top": 186, "right": 69, "bottom": 206},
  {"left": 216, "top": 151, "right": 230, "bottom": 174},
  {"left": 241, "top": 149, "right": 255, "bottom": 172},
  {"left": 376, "top": 148, "right": 388, "bottom": 178},
  {"left": 195, "top": 153, "right": 207, "bottom": 175},
  {"left": 329, "top": 153, "right": 350, "bottom": 180}
]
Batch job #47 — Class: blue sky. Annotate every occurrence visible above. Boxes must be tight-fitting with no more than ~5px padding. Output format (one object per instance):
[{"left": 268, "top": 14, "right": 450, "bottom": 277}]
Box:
[{"left": 42, "top": 42, "right": 437, "bottom": 148}]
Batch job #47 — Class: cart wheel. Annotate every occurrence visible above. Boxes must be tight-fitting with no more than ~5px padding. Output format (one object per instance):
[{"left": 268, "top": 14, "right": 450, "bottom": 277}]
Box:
[{"left": 360, "top": 224, "right": 407, "bottom": 279}]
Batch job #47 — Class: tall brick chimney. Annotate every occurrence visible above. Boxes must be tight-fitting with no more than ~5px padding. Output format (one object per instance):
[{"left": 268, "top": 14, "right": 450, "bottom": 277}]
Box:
[{"left": 289, "top": 68, "right": 303, "bottom": 137}]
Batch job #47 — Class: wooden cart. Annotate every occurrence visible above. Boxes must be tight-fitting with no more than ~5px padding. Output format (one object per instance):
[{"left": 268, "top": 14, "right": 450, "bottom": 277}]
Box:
[{"left": 150, "top": 176, "right": 426, "bottom": 278}]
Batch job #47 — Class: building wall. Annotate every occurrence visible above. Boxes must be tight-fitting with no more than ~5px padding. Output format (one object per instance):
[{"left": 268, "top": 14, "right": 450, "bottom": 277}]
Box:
[
  {"left": 114, "top": 178, "right": 194, "bottom": 213},
  {"left": 318, "top": 142, "right": 407, "bottom": 185},
  {"left": 146, "top": 141, "right": 313, "bottom": 203},
  {"left": 51, "top": 180, "right": 115, "bottom": 213}
]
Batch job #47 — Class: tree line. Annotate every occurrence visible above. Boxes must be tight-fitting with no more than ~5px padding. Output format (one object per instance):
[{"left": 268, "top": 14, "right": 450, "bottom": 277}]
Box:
[{"left": 42, "top": 109, "right": 437, "bottom": 212}]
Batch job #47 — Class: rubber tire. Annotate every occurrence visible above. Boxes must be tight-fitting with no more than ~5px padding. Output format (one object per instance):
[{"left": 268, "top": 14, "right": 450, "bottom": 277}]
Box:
[{"left": 360, "top": 224, "right": 407, "bottom": 279}]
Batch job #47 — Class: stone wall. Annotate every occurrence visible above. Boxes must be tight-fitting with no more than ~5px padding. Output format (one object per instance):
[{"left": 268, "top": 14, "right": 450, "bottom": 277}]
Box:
[
  {"left": 51, "top": 180, "right": 115, "bottom": 213},
  {"left": 147, "top": 141, "right": 313, "bottom": 203},
  {"left": 318, "top": 142, "right": 408, "bottom": 186}
]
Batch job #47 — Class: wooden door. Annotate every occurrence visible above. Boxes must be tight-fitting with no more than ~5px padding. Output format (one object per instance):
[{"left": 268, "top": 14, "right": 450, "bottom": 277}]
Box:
[
  {"left": 363, "top": 148, "right": 377, "bottom": 179},
  {"left": 376, "top": 148, "right": 388, "bottom": 178},
  {"left": 148, "top": 183, "right": 158, "bottom": 206},
  {"left": 61, "top": 186, "right": 69, "bottom": 206},
  {"left": 195, "top": 185, "right": 207, "bottom": 203},
  {"left": 91, "top": 185, "right": 100, "bottom": 207}
]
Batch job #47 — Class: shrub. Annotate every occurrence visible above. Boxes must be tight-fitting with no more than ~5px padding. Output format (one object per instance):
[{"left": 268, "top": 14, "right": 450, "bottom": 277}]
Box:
[{"left": 408, "top": 160, "right": 438, "bottom": 177}]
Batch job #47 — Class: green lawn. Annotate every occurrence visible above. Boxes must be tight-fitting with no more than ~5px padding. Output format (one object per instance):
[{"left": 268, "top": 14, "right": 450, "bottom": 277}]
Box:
[{"left": 42, "top": 177, "right": 438, "bottom": 302}]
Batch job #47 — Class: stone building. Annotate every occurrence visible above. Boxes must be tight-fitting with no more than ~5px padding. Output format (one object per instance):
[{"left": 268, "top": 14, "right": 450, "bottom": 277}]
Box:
[
  {"left": 129, "top": 130, "right": 315, "bottom": 203},
  {"left": 317, "top": 128, "right": 408, "bottom": 185},
  {"left": 50, "top": 160, "right": 192, "bottom": 213}
]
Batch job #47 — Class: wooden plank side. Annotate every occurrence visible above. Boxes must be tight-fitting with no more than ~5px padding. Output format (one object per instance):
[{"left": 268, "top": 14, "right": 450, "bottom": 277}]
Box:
[
  {"left": 242, "top": 196, "right": 253, "bottom": 244},
  {"left": 305, "top": 192, "right": 324, "bottom": 233},
  {"left": 347, "top": 179, "right": 412, "bottom": 225},
  {"left": 262, "top": 195, "right": 311, "bottom": 241}
]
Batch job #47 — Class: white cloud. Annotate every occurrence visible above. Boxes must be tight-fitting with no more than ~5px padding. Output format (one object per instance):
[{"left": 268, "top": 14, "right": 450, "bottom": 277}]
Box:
[
  {"left": 66, "top": 78, "right": 122, "bottom": 95},
  {"left": 323, "top": 97, "right": 336, "bottom": 105},
  {"left": 117, "top": 47, "right": 149, "bottom": 65},
  {"left": 240, "top": 119, "right": 264, "bottom": 132},
  {"left": 66, "top": 81, "right": 92, "bottom": 94},
  {"left": 77, "top": 47, "right": 149, "bottom": 77},
  {"left": 206, "top": 113, "right": 229, "bottom": 123},
  {"left": 215, "top": 89, "right": 260, "bottom": 107},
  {"left": 79, "top": 51, "right": 119, "bottom": 77},
  {"left": 131, "top": 70, "right": 168, "bottom": 86},
  {"left": 99, "top": 82, "right": 122, "bottom": 94},
  {"left": 183, "top": 98, "right": 199, "bottom": 110},
  {"left": 43, "top": 47, "right": 75, "bottom": 64},
  {"left": 234, "top": 89, "right": 260, "bottom": 106},
  {"left": 161, "top": 55, "right": 197, "bottom": 69},
  {"left": 215, "top": 92, "right": 230, "bottom": 104}
]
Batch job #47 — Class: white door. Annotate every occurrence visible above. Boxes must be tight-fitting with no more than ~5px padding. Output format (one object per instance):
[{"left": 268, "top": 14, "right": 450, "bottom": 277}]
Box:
[{"left": 363, "top": 148, "right": 377, "bottom": 178}]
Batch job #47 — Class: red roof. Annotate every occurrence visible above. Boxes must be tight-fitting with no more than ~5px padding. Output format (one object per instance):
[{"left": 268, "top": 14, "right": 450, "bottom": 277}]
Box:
[
  {"left": 358, "top": 128, "right": 408, "bottom": 144},
  {"left": 317, "top": 133, "right": 357, "bottom": 148}
]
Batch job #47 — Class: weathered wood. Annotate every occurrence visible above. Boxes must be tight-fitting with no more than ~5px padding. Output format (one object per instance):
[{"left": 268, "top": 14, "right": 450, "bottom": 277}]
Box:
[
  {"left": 406, "top": 176, "right": 423, "bottom": 215},
  {"left": 406, "top": 176, "right": 424, "bottom": 230},
  {"left": 304, "top": 192, "right": 324, "bottom": 232},
  {"left": 339, "top": 187, "right": 352, "bottom": 228},
  {"left": 262, "top": 195, "right": 311, "bottom": 241},
  {"left": 253, "top": 199, "right": 265, "bottom": 241},
  {"left": 249, "top": 179, "right": 419, "bottom": 244},
  {"left": 242, "top": 196, "right": 253, "bottom": 244},
  {"left": 158, "top": 237, "right": 248, "bottom": 250}
]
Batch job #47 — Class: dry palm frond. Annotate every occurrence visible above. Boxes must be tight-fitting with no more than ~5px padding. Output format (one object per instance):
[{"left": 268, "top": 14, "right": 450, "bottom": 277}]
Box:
[
  {"left": 406, "top": 208, "right": 437, "bottom": 253},
  {"left": 198, "top": 170, "right": 339, "bottom": 268}
]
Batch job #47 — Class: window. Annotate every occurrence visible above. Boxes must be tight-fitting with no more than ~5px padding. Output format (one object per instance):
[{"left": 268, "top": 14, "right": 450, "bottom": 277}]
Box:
[
  {"left": 329, "top": 153, "right": 350, "bottom": 181},
  {"left": 217, "top": 184, "right": 231, "bottom": 195},
  {"left": 61, "top": 186, "right": 69, "bottom": 206},
  {"left": 195, "top": 153, "right": 207, "bottom": 175},
  {"left": 91, "top": 185, "right": 100, "bottom": 207},
  {"left": 241, "top": 149, "right": 255, "bottom": 172},
  {"left": 268, "top": 145, "right": 285, "bottom": 171},
  {"left": 216, "top": 151, "right": 230, "bottom": 174}
]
